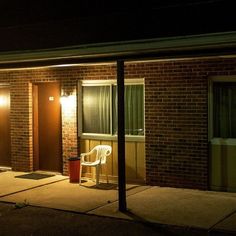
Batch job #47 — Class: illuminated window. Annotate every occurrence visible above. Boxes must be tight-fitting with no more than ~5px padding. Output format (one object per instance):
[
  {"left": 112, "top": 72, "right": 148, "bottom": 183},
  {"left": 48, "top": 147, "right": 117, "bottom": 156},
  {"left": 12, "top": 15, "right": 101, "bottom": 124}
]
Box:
[
  {"left": 213, "top": 82, "right": 236, "bottom": 138},
  {"left": 80, "top": 80, "right": 144, "bottom": 136}
]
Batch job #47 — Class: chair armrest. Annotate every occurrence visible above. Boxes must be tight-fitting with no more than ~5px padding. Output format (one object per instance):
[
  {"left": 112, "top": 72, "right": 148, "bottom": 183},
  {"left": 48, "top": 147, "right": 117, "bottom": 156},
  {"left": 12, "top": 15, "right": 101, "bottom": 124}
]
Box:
[
  {"left": 105, "top": 149, "right": 112, "bottom": 156},
  {"left": 80, "top": 149, "right": 95, "bottom": 162},
  {"left": 80, "top": 153, "right": 87, "bottom": 162}
]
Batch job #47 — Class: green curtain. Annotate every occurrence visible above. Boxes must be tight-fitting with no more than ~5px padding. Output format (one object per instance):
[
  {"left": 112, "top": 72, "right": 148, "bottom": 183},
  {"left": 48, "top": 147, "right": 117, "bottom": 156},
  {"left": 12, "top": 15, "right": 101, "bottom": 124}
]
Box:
[
  {"left": 113, "top": 84, "right": 144, "bottom": 135},
  {"left": 213, "top": 83, "right": 236, "bottom": 138},
  {"left": 83, "top": 84, "right": 144, "bottom": 136},
  {"left": 82, "top": 86, "right": 110, "bottom": 134}
]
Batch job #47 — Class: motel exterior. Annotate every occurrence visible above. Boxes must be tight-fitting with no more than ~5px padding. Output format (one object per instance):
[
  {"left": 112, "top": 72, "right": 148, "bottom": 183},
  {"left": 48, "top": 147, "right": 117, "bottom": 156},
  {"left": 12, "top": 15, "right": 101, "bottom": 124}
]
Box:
[{"left": 0, "top": 3, "right": 236, "bottom": 192}]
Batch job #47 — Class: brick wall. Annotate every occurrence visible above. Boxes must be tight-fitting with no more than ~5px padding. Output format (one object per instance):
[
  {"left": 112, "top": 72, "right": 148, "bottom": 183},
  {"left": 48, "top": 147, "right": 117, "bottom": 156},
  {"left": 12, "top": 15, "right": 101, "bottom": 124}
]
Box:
[
  {"left": 125, "top": 58, "right": 236, "bottom": 189},
  {"left": 0, "top": 67, "right": 80, "bottom": 174},
  {"left": 0, "top": 65, "right": 116, "bottom": 175},
  {"left": 0, "top": 57, "right": 235, "bottom": 190}
]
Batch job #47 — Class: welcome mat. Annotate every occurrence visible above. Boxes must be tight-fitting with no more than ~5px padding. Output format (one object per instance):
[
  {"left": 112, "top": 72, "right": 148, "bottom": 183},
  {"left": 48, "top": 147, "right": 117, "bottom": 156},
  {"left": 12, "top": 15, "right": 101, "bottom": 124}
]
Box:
[{"left": 15, "top": 173, "right": 55, "bottom": 180}]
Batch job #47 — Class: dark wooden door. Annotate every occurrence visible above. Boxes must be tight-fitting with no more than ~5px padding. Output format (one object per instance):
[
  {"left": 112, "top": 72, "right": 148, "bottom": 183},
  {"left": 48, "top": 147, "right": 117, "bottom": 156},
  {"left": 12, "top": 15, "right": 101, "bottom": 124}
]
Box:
[
  {"left": 33, "top": 83, "right": 62, "bottom": 172},
  {"left": 0, "top": 87, "right": 11, "bottom": 167}
]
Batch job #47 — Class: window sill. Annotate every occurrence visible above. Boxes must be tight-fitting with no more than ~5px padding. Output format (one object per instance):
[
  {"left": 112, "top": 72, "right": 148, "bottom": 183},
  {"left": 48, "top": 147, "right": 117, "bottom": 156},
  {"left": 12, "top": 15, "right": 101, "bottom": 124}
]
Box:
[
  {"left": 80, "top": 133, "right": 145, "bottom": 142},
  {"left": 211, "top": 138, "right": 236, "bottom": 146}
]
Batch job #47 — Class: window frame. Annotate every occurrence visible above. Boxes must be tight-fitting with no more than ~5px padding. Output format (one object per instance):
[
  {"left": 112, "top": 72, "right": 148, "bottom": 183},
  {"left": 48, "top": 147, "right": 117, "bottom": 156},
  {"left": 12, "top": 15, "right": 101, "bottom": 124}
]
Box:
[
  {"left": 209, "top": 75, "right": 236, "bottom": 144},
  {"left": 78, "top": 79, "right": 145, "bottom": 141}
]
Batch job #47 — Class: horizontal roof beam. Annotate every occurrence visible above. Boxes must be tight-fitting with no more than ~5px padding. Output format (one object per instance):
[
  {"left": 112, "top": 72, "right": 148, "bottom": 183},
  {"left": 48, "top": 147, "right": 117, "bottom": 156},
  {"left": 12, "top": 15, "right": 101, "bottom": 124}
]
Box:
[{"left": 0, "top": 31, "right": 236, "bottom": 69}]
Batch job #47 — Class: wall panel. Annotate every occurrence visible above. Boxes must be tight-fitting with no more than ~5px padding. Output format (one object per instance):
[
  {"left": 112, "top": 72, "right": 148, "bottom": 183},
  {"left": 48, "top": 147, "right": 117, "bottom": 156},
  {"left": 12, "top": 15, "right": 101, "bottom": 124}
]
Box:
[{"left": 80, "top": 139, "right": 145, "bottom": 183}]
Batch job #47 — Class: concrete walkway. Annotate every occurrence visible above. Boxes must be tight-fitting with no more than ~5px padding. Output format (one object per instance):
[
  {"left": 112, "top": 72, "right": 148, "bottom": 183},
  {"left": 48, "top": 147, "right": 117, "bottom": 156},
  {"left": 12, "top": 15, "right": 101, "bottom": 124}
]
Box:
[{"left": 0, "top": 171, "right": 236, "bottom": 234}]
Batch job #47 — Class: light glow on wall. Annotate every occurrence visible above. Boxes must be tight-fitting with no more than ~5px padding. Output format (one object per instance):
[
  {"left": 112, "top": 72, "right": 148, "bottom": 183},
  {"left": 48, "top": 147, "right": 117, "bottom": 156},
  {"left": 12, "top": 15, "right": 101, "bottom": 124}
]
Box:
[
  {"left": 0, "top": 96, "right": 7, "bottom": 107},
  {"left": 61, "top": 94, "right": 77, "bottom": 126}
]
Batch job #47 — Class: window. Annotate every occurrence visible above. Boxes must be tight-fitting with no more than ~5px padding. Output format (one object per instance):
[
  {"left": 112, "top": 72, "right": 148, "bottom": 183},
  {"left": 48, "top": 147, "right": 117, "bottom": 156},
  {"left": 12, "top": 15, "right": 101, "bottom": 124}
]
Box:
[
  {"left": 80, "top": 79, "right": 144, "bottom": 137},
  {"left": 213, "top": 82, "right": 236, "bottom": 138},
  {"left": 82, "top": 85, "right": 110, "bottom": 134}
]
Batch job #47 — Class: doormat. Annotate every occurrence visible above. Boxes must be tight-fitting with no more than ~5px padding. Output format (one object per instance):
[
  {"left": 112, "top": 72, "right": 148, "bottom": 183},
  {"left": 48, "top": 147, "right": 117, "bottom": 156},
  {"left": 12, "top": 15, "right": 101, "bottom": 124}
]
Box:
[{"left": 15, "top": 173, "right": 55, "bottom": 180}]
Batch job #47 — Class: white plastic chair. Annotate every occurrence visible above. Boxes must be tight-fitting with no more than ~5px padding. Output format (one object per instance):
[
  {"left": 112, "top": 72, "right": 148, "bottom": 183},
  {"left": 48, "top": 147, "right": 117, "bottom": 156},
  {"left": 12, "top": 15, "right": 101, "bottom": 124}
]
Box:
[{"left": 80, "top": 145, "right": 112, "bottom": 186}]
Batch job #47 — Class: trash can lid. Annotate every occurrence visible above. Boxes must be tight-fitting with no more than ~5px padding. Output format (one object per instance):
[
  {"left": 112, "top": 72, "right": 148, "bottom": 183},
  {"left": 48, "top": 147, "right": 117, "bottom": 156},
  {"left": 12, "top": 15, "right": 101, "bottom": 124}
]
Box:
[{"left": 68, "top": 157, "right": 80, "bottom": 161}]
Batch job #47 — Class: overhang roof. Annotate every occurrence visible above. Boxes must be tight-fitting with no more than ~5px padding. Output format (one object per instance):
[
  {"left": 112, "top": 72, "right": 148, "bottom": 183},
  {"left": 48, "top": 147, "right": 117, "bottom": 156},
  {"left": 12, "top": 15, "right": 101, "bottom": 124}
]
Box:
[
  {"left": 0, "top": 31, "right": 236, "bottom": 69},
  {"left": 0, "top": 1, "right": 235, "bottom": 69}
]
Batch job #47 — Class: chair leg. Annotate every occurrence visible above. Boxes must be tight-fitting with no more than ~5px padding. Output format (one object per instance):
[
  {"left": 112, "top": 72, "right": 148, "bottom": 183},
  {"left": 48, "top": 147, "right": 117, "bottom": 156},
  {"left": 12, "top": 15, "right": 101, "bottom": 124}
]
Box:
[
  {"left": 96, "top": 165, "right": 100, "bottom": 186},
  {"left": 105, "top": 165, "right": 109, "bottom": 184},
  {"left": 92, "top": 167, "right": 96, "bottom": 182}
]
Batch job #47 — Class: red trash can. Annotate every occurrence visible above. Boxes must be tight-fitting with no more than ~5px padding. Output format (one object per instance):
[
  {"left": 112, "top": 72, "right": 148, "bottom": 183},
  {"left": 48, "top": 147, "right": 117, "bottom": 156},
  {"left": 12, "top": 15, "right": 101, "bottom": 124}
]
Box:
[{"left": 68, "top": 157, "right": 81, "bottom": 183}]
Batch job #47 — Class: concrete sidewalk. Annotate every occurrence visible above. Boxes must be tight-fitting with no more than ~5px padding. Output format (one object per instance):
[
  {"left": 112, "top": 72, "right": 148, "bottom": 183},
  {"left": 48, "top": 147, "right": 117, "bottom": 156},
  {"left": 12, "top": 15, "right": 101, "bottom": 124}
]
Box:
[{"left": 0, "top": 171, "right": 236, "bottom": 235}]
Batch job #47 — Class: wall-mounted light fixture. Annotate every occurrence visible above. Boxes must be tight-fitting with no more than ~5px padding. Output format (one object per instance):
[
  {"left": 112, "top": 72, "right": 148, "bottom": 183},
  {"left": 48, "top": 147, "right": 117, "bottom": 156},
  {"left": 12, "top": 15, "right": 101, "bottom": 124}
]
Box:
[
  {"left": 60, "top": 95, "right": 68, "bottom": 105},
  {"left": 60, "top": 90, "right": 76, "bottom": 108},
  {"left": 60, "top": 90, "right": 71, "bottom": 104}
]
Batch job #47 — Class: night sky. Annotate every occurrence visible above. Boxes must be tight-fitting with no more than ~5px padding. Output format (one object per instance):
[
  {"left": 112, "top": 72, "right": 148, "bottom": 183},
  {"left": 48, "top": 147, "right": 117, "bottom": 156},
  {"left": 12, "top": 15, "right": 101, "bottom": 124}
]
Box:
[
  {"left": 0, "top": 0, "right": 233, "bottom": 28},
  {"left": 0, "top": 0, "right": 235, "bottom": 51}
]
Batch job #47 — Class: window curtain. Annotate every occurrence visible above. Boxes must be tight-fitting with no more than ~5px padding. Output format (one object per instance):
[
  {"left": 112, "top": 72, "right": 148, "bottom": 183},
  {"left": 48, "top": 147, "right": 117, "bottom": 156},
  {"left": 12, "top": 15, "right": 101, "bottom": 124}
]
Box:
[
  {"left": 82, "top": 86, "right": 110, "bottom": 134},
  {"left": 113, "top": 85, "right": 144, "bottom": 135},
  {"left": 213, "top": 83, "right": 236, "bottom": 138}
]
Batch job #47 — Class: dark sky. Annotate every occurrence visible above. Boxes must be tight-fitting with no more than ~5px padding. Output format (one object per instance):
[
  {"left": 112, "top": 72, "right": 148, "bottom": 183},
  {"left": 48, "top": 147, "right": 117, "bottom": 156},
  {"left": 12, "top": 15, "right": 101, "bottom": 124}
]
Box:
[
  {"left": 0, "top": 0, "right": 233, "bottom": 28},
  {"left": 0, "top": 0, "right": 235, "bottom": 52}
]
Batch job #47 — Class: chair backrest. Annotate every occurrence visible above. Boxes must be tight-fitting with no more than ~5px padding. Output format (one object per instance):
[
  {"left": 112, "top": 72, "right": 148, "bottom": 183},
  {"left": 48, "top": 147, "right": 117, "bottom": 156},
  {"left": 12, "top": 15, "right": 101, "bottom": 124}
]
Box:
[{"left": 93, "top": 145, "right": 112, "bottom": 164}]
